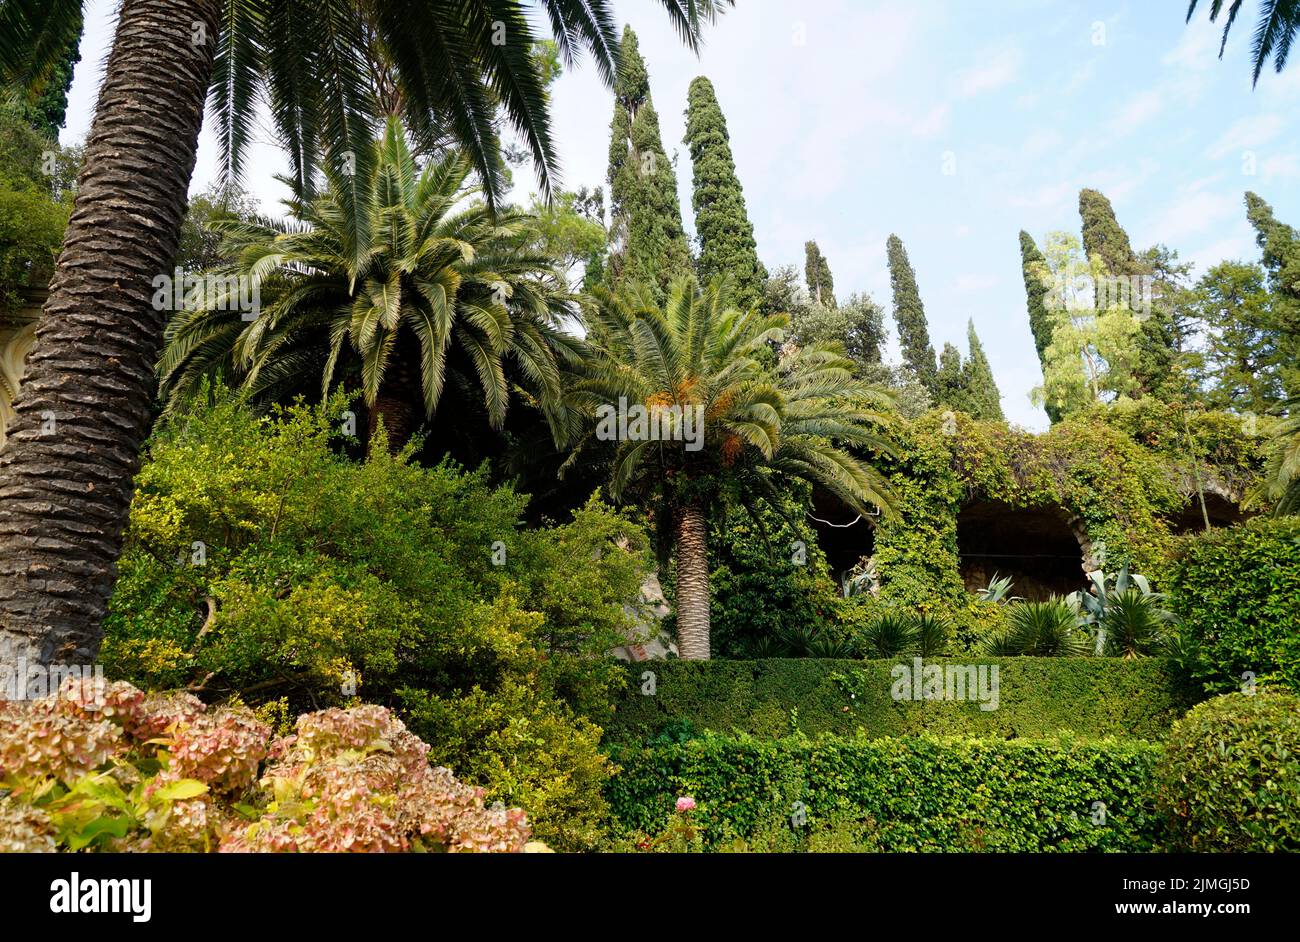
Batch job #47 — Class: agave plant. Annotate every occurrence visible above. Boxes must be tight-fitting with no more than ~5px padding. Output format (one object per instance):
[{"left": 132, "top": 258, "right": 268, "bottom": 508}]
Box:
[
  {"left": 977, "top": 572, "right": 1021, "bottom": 605},
  {"left": 982, "top": 599, "right": 1090, "bottom": 657},
  {"left": 841, "top": 556, "right": 880, "bottom": 599},
  {"left": 1069, "top": 563, "right": 1177, "bottom": 657}
]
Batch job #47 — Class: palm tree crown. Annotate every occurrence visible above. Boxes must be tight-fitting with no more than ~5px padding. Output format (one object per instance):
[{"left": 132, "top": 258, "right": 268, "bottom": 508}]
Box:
[{"left": 160, "top": 117, "right": 581, "bottom": 447}]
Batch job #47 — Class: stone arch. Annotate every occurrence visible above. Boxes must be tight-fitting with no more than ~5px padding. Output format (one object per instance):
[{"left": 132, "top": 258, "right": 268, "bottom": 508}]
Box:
[
  {"left": 956, "top": 499, "right": 1089, "bottom": 601},
  {"left": 0, "top": 318, "right": 38, "bottom": 451},
  {"left": 1167, "top": 484, "right": 1247, "bottom": 534}
]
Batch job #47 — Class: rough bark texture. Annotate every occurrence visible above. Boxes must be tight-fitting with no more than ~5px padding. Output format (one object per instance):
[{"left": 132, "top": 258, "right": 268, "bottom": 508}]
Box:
[
  {"left": 366, "top": 333, "right": 421, "bottom": 454},
  {"left": 674, "top": 501, "right": 711, "bottom": 660},
  {"left": 0, "top": 0, "right": 220, "bottom": 669}
]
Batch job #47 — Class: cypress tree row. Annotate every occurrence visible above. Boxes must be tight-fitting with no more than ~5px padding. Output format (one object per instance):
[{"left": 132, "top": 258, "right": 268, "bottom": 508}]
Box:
[
  {"left": 605, "top": 27, "right": 692, "bottom": 300},
  {"left": 1018, "top": 231, "right": 1061, "bottom": 423},
  {"left": 885, "top": 234, "right": 938, "bottom": 392},
  {"left": 804, "top": 240, "right": 836, "bottom": 307},
  {"left": 685, "top": 76, "right": 766, "bottom": 310},
  {"left": 964, "top": 320, "right": 1005, "bottom": 421}
]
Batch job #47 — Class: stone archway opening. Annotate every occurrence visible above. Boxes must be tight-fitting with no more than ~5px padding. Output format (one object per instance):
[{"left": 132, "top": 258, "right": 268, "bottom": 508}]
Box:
[
  {"left": 956, "top": 499, "right": 1087, "bottom": 601},
  {"left": 807, "top": 486, "right": 876, "bottom": 587},
  {"left": 1168, "top": 491, "right": 1246, "bottom": 534}
]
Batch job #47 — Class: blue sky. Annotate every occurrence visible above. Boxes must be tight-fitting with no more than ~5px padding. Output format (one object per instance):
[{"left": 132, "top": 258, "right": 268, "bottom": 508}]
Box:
[{"left": 63, "top": 1, "right": 1300, "bottom": 429}]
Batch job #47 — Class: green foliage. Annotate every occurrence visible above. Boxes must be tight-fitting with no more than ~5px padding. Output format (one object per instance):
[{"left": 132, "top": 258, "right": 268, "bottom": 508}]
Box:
[
  {"left": 983, "top": 599, "right": 1089, "bottom": 656},
  {"left": 1069, "top": 564, "right": 1177, "bottom": 657},
  {"left": 1189, "top": 260, "right": 1291, "bottom": 412},
  {"left": 159, "top": 118, "right": 577, "bottom": 443},
  {"left": 963, "top": 320, "right": 1004, "bottom": 420},
  {"left": 803, "top": 240, "right": 835, "bottom": 307},
  {"left": 0, "top": 102, "right": 75, "bottom": 313},
  {"left": 603, "top": 657, "right": 1197, "bottom": 744},
  {"left": 605, "top": 27, "right": 692, "bottom": 300},
  {"left": 788, "top": 291, "right": 886, "bottom": 368},
  {"left": 700, "top": 496, "right": 849, "bottom": 658},
  {"left": 684, "top": 76, "right": 765, "bottom": 311},
  {"left": 606, "top": 731, "right": 1165, "bottom": 851},
  {"left": 102, "top": 392, "right": 650, "bottom": 849},
  {"left": 885, "top": 234, "right": 937, "bottom": 392},
  {"left": 173, "top": 181, "right": 261, "bottom": 274},
  {"left": 1167, "top": 517, "right": 1300, "bottom": 694},
  {"left": 1158, "top": 690, "right": 1300, "bottom": 851}
]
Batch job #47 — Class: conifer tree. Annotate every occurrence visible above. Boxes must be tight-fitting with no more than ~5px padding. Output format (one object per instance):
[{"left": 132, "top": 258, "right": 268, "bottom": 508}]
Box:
[
  {"left": 685, "top": 76, "right": 765, "bottom": 310},
  {"left": 605, "top": 27, "right": 691, "bottom": 299},
  {"left": 935, "top": 343, "right": 972, "bottom": 413},
  {"left": 885, "top": 234, "right": 937, "bottom": 392},
  {"left": 1245, "top": 191, "right": 1300, "bottom": 395},
  {"left": 964, "top": 320, "right": 1005, "bottom": 421},
  {"left": 1019, "top": 231, "right": 1061, "bottom": 423},
  {"left": 1078, "top": 188, "right": 1177, "bottom": 400},
  {"left": 804, "top": 240, "right": 836, "bottom": 307}
]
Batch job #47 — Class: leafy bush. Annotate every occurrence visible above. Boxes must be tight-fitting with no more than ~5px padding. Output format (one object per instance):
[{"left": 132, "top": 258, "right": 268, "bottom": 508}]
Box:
[
  {"left": 1167, "top": 517, "right": 1300, "bottom": 693},
  {"left": 983, "top": 599, "right": 1089, "bottom": 656},
  {"left": 0, "top": 679, "right": 532, "bottom": 852},
  {"left": 606, "top": 732, "right": 1164, "bottom": 851},
  {"left": 1158, "top": 690, "right": 1300, "bottom": 851},
  {"left": 853, "top": 610, "right": 953, "bottom": 657},
  {"left": 1069, "top": 565, "right": 1176, "bottom": 657},
  {"left": 103, "top": 392, "right": 650, "bottom": 848},
  {"left": 604, "top": 657, "right": 1198, "bottom": 744}
]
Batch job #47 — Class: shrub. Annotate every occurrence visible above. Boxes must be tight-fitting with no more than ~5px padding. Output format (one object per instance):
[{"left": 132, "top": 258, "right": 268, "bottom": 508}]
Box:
[
  {"left": 1167, "top": 517, "right": 1300, "bottom": 694},
  {"left": 0, "top": 679, "right": 532, "bottom": 852},
  {"left": 604, "top": 657, "right": 1198, "bottom": 744},
  {"left": 1158, "top": 689, "right": 1300, "bottom": 851},
  {"left": 103, "top": 392, "right": 650, "bottom": 848},
  {"left": 982, "top": 599, "right": 1089, "bottom": 656},
  {"left": 606, "top": 732, "right": 1164, "bottom": 851}
]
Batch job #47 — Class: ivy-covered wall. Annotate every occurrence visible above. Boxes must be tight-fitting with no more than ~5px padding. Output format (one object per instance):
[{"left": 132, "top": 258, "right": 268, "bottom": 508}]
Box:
[{"left": 835, "top": 399, "right": 1263, "bottom": 638}]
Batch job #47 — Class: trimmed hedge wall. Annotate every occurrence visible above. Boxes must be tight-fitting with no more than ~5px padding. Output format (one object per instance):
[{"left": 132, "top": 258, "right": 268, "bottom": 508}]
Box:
[
  {"left": 604, "top": 657, "right": 1197, "bottom": 744},
  {"left": 606, "top": 733, "right": 1164, "bottom": 851},
  {"left": 1167, "top": 517, "right": 1300, "bottom": 695}
]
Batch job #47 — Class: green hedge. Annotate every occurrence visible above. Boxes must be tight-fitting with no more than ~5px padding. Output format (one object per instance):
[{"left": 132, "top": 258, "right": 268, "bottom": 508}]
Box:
[
  {"left": 606, "top": 733, "right": 1164, "bottom": 851},
  {"left": 605, "top": 657, "right": 1198, "bottom": 744},
  {"left": 1168, "top": 517, "right": 1300, "bottom": 695}
]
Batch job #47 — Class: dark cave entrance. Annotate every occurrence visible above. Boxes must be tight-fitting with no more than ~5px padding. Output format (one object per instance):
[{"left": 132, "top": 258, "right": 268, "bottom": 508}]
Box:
[
  {"left": 956, "top": 500, "right": 1087, "bottom": 601},
  {"left": 807, "top": 486, "right": 876, "bottom": 586},
  {"left": 1167, "top": 491, "right": 1246, "bottom": 534}
]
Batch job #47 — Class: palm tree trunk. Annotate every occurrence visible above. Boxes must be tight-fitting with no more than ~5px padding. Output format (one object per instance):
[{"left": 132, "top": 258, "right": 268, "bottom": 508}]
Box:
[
  {"left": 674, "top": 501, "right": 711, "bottom": 660},
  {"left": 366, "top": 335, "right": 421, "bottom": 454},
  {"left": 0, "top": 0, "right": 220, "bottom": 669}
]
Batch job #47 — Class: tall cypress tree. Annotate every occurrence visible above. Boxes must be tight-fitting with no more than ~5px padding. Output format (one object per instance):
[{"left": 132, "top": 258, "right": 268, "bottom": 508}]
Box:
[
  {"left": 964, "top": 320, "right": 1005, "bottom": 421},
  {"left": 935, "top": 343, "right": 972, "bottom": 413},
  {"left": 885, "top": 234, "right": 937, "bottom": 392},
  {"left": 804, "top": 240, "right": 836, "bottom": 307},
  {"left": 685, "top": 76, "right": 765, "bottom": 310},
  {"left": 1078, "top": 188, "right": 1177, "bottom": 401},
  {"left": 1245, "top": 191, "right": 1300, "bottom": 395},
  {"left": 605, "top": 27, "right": 691, "bottom": 300},
  {"left": 1018, "top": 231, "right": 1061, "bottom": 423}
]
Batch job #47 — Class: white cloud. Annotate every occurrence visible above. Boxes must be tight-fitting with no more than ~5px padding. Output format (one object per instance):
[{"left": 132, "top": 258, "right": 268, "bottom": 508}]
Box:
[
  {"left": 1161, "top": 18, "right": 1221, "bottom": 71},
  {"left": 955, "top": 45, "right": 1023, "bottom": 98},
  {"left": 1146, "top": 190, "right": 1240, "bottom": 244},
  {"left": 1114, "top": 88, "right": 1165, "bottom": 128},
  {"left": 955, "top": 273, "right": 1000, "bottom": 293},
  {"left": 1206, "top": 114, "right": 1286, "bottom": 159}
]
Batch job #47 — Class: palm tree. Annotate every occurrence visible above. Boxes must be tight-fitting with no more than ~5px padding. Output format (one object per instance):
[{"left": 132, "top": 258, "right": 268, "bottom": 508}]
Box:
[
  {"left": 0, "top": 0, "right": 728, "bottom": 667},
  {"left": 160, "top": 117, "right": 580, "bottom": 452},
  {"left": 1187, "top": 0, "right": 1300, "bottom": 84},
  {"left": 1249, "top": 395, "right": 1300, "bottom": 515},
  {"left": 566, "top": 276, "right": 897, "bottom": 659}
]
